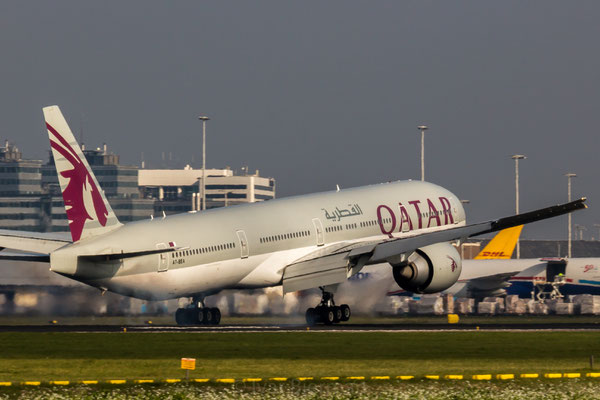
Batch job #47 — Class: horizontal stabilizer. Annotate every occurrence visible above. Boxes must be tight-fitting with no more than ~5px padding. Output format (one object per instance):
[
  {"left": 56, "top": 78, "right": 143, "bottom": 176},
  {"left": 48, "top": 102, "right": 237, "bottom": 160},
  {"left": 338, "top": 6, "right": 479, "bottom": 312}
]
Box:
[
  {"left": 0, "top": 254, "right": 50, "bottom": 262},
  {"left": 0, "top": 230, "right": 71, "bottom": 254}
]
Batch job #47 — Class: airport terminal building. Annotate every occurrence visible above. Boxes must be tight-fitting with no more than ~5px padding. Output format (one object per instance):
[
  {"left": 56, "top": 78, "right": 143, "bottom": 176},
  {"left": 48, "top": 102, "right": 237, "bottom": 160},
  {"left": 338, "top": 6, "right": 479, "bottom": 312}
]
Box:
[{"left": 0, "top": 141, "right": 276, "bottom": 232}]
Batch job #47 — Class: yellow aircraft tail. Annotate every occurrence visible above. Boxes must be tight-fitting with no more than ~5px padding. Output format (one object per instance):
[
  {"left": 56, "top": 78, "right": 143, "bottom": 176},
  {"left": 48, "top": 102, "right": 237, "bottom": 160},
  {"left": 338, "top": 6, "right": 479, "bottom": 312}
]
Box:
[{"left": 474, "top": 225, "right": 523, "bottom": 259}]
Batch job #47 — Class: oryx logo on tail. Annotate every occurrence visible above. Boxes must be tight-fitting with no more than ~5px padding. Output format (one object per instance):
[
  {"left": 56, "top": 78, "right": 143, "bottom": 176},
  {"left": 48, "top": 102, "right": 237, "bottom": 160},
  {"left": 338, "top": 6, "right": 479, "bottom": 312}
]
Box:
[
  {"left": 47, "top": 123, "right": 108, "bottom": 241},
  {"left": 43, "top": 105, "right": 121, "bottom": 242}
]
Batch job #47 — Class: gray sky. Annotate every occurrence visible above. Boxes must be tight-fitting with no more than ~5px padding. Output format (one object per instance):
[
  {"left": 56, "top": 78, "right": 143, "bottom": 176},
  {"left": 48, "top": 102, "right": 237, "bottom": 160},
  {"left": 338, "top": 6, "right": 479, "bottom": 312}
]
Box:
[{"left": 1, "top": 1, "right": 598, "bottom": 241}]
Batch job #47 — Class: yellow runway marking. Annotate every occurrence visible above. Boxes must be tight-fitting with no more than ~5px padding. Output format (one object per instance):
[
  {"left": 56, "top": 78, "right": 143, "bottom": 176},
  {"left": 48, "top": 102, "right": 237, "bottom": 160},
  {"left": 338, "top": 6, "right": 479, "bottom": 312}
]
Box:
[
  {"left": 563, "top": 373, "right": 581, "bottom": 378},
  {"left": 0, "top": 382, "right": 12, "bottom": 386},
  {"left": 397, "top": 376, "right": 414, "bottom": 380},
  {"left": 164, "top": 379, "right": 181, "bottom": 383},
  {"left": 269, "top": 377, "right": 288, "bottom": 381},
  {"left": 297, "top": 377, "right": 313, "bottom": 381},
  {"left": 50, "top": 381, "right": 69, "bottom": 385},
  {"left": 370, "top": 376, "right": 390, "bottom": 380},
  {"left": 425, "top": 375, "right": 439, "bottom": 380},
  {"left": 347, "top": 376, "right": 365, "bottom": 380},
  {"left": 80, "top": 380, "right": 98, "bottom": 385},
  {"left": 22, "top": 382, "right": 41, "bottom": 386},
  {"left": 216, "top": 378, "right": 235, "bottom": 383},
  {"left": 472, "top": 375, "right": 492, "bottom": 380},
  {"left": 520, "top": 374, "right": 539, "bottom": 379},
  {"left": 193, "top": 378, "right": 210, "bottom": 383},
  {"left": 107, "top": 380, "right": 126, "bottom": 384},
  {"left": 445, "top": 375, "right": 463, "bottom": 380},
  {"left": 544, "top": 373, "right": 562, "bottom": 379},
  {"left": 496, "top": 374, "right": 514, "bottom": 380},
  {"left": 321, "top": 377, "right": 339, "bottom": 381},
  {"left": 586, "top": 372, "right": 600, "bottom": 378},
  {"left": 135, "top": 380, "right": 154, "bottom": 383},
  {"left": 243, "top": 378, "right": 262, "bottom": 382}
]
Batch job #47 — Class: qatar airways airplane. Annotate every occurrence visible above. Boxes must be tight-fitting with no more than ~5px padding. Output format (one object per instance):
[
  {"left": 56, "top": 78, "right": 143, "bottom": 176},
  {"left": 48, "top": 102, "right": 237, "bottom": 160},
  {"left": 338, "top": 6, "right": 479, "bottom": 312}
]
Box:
[{"left": 0, "top": 106, "right": 587, "bottom": 325}]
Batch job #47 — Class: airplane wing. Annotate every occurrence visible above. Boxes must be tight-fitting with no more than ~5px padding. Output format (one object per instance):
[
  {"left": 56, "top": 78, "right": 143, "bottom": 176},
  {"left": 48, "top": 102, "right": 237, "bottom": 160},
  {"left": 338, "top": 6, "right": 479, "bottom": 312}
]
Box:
[
  {"left": 0, "top": 229, "right": 71, "bottom": 254},
  {"left": 282, "top": 198, "right": 586, "bottom": 293}
]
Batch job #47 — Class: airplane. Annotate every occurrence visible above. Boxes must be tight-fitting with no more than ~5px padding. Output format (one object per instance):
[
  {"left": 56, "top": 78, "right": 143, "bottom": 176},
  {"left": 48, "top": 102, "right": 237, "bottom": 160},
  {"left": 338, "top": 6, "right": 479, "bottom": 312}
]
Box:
[{"left": 0, "top": 106, "right": 587, "bottom": 325}]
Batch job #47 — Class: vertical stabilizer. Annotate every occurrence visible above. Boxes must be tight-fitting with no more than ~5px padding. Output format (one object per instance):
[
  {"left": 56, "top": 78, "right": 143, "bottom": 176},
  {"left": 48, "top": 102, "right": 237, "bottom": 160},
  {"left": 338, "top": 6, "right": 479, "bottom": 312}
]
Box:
[
  {"left": 474, "top": 225, "right": 523, "bottom": 259},
  {"left": 43, "top": 105, "right": 121, "bottom": 242}
]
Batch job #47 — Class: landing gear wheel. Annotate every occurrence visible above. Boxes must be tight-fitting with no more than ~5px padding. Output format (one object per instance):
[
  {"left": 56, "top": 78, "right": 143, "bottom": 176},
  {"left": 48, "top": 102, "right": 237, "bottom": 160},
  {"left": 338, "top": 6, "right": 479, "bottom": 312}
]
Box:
[
  {"left": 322, "top": 307, "right": 335, "bottom": 325},
  {"left": 197, "top": 309, "right": 205, "bottom": 324},
  {"left": 332, "top": 306, "right": 342, "bottom": 323},
  {"left": 340, "top": 304, "right": 351, "bottom": 322},
  {"left": 306, "top": 307, "right": 317, "bottom": 326},
  {"left": 175, "top": 308, "right": 198, "bottom": 325},
  {"left": 175, "top": 308, "right": 186, "bottom": 325},
  {"left": 305, "top": 288, "right": 351, "bottom": 325},
  {"left": 203, "top": 308, "right": 213, "bottom": 325},
  {"left": 211, "top": 308, "right": 221, "bottom": 325}
]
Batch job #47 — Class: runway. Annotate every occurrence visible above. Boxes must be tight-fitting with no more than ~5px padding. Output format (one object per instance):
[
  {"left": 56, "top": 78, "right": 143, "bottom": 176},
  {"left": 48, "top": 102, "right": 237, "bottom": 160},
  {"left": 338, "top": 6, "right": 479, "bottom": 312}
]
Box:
[{"left": 1, "top": 322, "right": 600, "bottom": 333}]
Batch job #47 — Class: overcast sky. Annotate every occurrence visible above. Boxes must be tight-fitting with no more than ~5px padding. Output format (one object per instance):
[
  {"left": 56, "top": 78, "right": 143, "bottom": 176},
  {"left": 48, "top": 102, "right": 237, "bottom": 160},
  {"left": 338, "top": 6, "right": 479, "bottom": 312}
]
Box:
[{"left": 1, "top": 1, "right": 598, "bottom": 241}]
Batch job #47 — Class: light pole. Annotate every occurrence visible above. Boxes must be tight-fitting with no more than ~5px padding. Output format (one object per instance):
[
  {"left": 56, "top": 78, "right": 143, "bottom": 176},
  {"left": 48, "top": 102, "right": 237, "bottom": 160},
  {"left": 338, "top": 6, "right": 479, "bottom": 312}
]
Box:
[
  {"left": 198, "top": 116, "right": 210, "bottom": 211},
  {"left": 565, "top": 173, "right": 577, "bottom": 258},
  {"left": 417, "top": 125, "right": 428, "bottom": 181},
  {"left": 512, "top": 155, "right": 526, "bottom": 258},
  {"left": 594, "top": 224, "right": 600, "bottom": 241}
]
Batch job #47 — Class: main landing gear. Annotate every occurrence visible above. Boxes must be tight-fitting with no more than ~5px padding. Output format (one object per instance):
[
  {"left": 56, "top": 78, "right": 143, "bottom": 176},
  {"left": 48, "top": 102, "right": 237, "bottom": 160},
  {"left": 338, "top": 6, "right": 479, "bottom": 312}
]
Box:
[
  {"left": 175, "top": 296, "right": 221, "bottom": 326},
  {"left": 305, "top": 288, "right": 351, "bottom": 326}
]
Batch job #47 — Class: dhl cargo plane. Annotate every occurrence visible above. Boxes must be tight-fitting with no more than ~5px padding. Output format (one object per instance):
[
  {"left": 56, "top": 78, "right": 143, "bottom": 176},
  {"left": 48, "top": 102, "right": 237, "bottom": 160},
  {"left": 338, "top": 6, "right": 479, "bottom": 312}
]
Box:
[{"left": 0, "top": 106, "right": 587, "bottom": 325}]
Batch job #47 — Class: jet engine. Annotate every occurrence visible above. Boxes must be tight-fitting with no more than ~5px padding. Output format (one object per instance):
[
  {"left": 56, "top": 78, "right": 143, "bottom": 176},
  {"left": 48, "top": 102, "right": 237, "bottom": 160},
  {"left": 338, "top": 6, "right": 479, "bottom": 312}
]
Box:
[{"left": 392, "top": 242, "right": 462, "bottom": 294}]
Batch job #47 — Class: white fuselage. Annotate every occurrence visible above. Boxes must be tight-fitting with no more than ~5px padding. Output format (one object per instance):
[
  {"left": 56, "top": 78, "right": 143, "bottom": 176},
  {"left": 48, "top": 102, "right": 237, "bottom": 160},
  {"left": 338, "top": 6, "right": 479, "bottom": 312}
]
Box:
[{"left": 50, "top": 180, "right": 465, "bottom": 300}]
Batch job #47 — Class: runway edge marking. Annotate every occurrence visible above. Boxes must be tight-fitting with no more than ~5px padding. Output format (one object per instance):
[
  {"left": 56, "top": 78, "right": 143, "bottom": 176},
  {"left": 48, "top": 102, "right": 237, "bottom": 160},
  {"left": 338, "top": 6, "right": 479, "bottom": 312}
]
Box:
[{"left": 3, "top": 372, "right": 600, "bottom": 388}]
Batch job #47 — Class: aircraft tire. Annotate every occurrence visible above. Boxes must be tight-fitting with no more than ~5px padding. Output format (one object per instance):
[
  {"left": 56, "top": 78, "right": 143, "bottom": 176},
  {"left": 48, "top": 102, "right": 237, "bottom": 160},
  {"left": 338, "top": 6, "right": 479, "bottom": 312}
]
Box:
[
  {"left": 305, "top": 308, "right": 317, "bottom": 326},
  {"left": 175, "top": 308, "right": 186, "bottom": 325},
  {"left": 202, "top": 308, "right": 213, "bottom": 325},
  {"left": 197, "top": 308, "right": 206, "bottom": 325},
  {"left": 322, "top": 307, "right": 335, "bottom": 325},
  {"left": 332, "top": 306, "right": 342, "bottom": 323},
  {"left": 340, "top": 304, "right": 351, "bottom": 322},
  {"left": 211, "top": 308, "right": 221, "bottom": 325}
]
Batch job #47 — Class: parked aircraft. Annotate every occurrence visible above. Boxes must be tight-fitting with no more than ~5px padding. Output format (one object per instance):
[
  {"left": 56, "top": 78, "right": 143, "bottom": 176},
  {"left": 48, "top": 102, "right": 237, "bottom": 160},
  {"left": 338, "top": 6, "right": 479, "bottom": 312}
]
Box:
[{"left": 0, "top": 106, "right": 587, "bottom": 325}]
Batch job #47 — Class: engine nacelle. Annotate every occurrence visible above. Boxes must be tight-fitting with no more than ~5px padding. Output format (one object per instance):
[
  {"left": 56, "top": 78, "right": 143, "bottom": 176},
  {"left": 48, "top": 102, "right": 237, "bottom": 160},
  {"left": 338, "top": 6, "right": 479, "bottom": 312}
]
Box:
[{"left": 392, "top": 242, "right": 462, "bottom": 294}]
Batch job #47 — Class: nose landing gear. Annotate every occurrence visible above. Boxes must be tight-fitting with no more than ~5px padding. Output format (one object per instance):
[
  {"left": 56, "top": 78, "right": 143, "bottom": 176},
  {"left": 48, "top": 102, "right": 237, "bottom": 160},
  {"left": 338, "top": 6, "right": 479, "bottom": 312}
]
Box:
[
  {"left": 175, "top": 296, "right": 221, "bottom": 326},
  {"left": 305, "top": 288, "right": 351, "bottom": 326}
]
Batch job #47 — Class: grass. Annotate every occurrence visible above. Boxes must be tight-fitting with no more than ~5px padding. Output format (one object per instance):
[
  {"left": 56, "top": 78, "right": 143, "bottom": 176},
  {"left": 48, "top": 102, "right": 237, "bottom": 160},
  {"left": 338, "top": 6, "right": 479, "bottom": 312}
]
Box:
[
  {"left": 2, "top": 380, "right": 600, "bottom": 399},
  {"left": 0, "top": 331, "right": 599, "bottom": 381}
]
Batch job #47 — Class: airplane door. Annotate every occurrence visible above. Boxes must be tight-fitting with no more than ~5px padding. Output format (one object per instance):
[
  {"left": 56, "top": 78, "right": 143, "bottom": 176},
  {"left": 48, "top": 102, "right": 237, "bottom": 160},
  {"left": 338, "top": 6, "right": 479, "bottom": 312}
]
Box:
[
  {"left": 312, "top": 218, "right": 325, "bottom": 246},
  {"left": 236, "top": 230, "right": 249, "bottom": 259},
  {"left": 156, "top": 243, "right": 168, "bottom": 272}
]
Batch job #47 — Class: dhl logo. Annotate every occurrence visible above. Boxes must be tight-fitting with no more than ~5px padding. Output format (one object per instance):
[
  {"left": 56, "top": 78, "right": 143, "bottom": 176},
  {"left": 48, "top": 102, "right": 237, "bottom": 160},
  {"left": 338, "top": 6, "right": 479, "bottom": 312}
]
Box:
[{"left": 479, "top": 251, "right": 507, "bottom": 257}]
